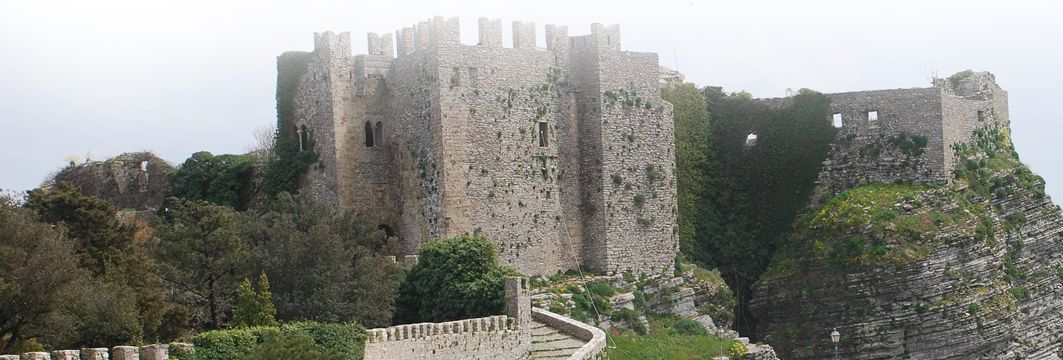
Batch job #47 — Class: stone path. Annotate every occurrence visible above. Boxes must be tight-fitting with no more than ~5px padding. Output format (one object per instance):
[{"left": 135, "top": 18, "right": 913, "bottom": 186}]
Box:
[{"left": 530, "top": 320, "right": 587, "bottom": 359}]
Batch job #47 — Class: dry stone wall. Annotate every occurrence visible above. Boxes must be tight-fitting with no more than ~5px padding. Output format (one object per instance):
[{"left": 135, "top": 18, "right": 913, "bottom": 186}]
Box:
[{"left": 282, "top": 16, "right": 677, "bottom": 276}]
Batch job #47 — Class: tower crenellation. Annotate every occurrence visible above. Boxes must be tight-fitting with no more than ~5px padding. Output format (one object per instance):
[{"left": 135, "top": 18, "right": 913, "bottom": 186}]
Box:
[
  {"left": 512, "top": 21, "right": 537, "bottom": 49},
  {"left": 478, "top": 17, "right": 503, "bottom": 47}
]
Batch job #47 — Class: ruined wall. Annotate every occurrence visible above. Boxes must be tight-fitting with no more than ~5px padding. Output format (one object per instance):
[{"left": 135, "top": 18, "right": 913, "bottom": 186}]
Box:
[
  {"left": 816, "top": 73, "right": 1010, "bottom": 197},
  {"left": 816, "top": 88, "right": 945, "bottom": 196},
  {"left": 52, "top": 152, "right": 174, "bottom": 210}
]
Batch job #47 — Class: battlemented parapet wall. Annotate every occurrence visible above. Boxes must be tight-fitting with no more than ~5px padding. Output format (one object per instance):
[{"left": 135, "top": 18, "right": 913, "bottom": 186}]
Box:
[
  {"left": 815, "top": 71, "right": 1008, "bottom": 195},
  {"left": 363, "top": 277, "right": 534, "bottom": 360},
  {"left": 279, "top": 16, "right": 677, "bottom": 276}
]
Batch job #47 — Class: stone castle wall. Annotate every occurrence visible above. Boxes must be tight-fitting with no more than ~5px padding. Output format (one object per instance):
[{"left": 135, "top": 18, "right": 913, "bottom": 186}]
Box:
[
  {"left": 815, "top": 72, "right": 1009, "bottom": 196},
  {"left": 280, "top": 17, "right": 677, "bottom": 275}
]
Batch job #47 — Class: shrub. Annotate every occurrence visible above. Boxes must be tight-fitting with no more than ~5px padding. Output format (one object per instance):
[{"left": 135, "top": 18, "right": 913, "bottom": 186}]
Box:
[
  {"left": 672, "top": 318, "right": 707, "bottom": 336},
  {"left": 728, "top": 342, "right": 749, "bottom": 358},
  {"left": 242, "top": 334, "right": 345, "bottom": 360},
  {"left": 191, "top": 322, "right": 365, "bottom": 360},
  {"left": 393, "top": 236, "right": 519, "bottom": 323}
]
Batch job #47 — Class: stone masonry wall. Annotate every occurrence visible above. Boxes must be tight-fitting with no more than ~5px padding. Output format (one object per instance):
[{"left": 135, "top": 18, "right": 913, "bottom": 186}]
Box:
[
  {"left": 815, "top": 72, "right": 1009, "bottom": 197},
  {"left": 362, "top": 316, "right": 528, "bottom": 360},
  {"left": 286, "top": 17, "right": 678, "bottom": 276},
  {"left": 816, "top": 87, "right": 946, "bottom": 197}
]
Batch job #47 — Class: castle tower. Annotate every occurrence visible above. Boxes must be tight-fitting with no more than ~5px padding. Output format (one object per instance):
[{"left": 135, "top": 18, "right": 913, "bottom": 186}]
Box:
[{"left": 280, "top": 17, "right": 678, "bottom": 276}]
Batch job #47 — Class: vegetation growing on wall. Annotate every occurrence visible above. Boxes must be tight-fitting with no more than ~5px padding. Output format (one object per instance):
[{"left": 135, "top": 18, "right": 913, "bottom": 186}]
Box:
[
  {"left": 264, "top": 51, "right": 318, "bottom": 198},
  {"left": 671, "top": 86, "right": 835, "bottom": 335}
]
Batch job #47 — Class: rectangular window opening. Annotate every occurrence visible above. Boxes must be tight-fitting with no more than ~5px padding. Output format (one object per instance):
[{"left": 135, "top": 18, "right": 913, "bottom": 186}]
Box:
[
  {"left": 977, "top": 110, "right": 986, "bottom": 122},
  {"left": 451, "top": 67, "right": 461, "bottom": 86},
  {"left": 468, "top": 67, "right": 479, "bottom": 87},
  {"left": 868, "top": 110, "right": 879, "bottom": 122},
  {"left": 832, "top": 113, "right": 843, "bottom": 128},
  {"left": 538, "top": 122, "right": 549, "bottom": 147}
]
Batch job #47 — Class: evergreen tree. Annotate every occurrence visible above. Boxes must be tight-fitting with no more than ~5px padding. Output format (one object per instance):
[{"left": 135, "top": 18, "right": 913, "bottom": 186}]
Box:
[{"left": 233, "top": 274, "right": 277, "bottom": 328}]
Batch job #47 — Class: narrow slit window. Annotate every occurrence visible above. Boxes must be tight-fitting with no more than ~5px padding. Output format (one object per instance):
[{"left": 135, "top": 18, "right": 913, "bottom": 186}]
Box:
[
  {"left": 832, "top": 113, "right": 843, "bottom": 128},
  {"left": 451, "top": 67, "right": 461, "bottom": 87},
  {"left": 298, "top": 125, "right": 309, "bottom": 151},
  {"left": 364, "top": 121, "right": 374, "bottom": 147},
  {"left": 538, "top": 122, "right": 549, "bottom": 147}
]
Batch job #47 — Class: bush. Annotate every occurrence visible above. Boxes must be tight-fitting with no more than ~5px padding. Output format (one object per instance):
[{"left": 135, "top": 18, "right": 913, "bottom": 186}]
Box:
[
  {"left": 672, "top": 318, "right": 707, "bottom": 336},
  {"left": 191, "top": 322, "right": 365, "bottom": 360},
  {"left": 393, "top": 236, "right": 519, "bottom": 323},
  {"left": 168, "top": 151, "right": 254, "bottom": 210},
  {"left": 243, "top": 333, "right": 345, "bottom": 360}
]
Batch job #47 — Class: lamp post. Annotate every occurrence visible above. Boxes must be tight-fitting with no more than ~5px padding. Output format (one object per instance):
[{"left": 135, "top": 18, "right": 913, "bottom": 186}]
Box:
[{"left": 831, "top": 328, "right": 840, "bottom": 359}]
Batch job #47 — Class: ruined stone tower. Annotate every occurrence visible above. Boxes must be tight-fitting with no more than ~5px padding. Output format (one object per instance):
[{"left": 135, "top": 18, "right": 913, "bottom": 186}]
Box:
[
  {"left": 816, "top": 71, "right": 1009, "bottom": 194},
  {"left": 277, "top": 17, "right": 678, "bottom": 275}
]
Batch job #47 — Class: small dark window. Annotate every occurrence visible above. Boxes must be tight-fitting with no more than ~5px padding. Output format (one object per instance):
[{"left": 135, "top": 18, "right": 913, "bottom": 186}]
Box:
[
  {"left": 375, "top": 121, "right": 384, "bottom": 146},
  {"left": 977, "top": 110, "right": 986, "bottom": 122},
  {"left": 364, "top": 122, "right": 374, "bottom": 147},
  {"left": 538, "top": 122, "right": 549, "bottom": 147},
  {"left": 832, "top": 113, "right": 843, "bottom": 128},
  {"left": 298, "top": 125, "right": 309, "bottom": 151},
  {"left": 468, "top": 67, "right": 479, "bottom": 87}
]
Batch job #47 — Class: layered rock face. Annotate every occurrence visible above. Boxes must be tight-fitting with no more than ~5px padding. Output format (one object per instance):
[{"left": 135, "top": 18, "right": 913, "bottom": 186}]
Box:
[{"left": 750, "top": 127, "right": 1063, "bottom": 358}]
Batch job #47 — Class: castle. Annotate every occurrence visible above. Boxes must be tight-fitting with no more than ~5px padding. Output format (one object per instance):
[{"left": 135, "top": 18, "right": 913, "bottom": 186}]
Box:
[
  {"left": 277, "top": 17, "right": 678, "bottom": 276},
  {"left": 816, "top": 71, "right": 1009, "bottom": 195}
]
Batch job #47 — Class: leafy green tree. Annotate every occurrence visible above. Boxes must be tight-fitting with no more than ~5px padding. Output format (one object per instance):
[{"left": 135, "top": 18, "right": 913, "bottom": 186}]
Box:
[
  {"left": 156, "top": 198, "right": 249, "bottom": 329},
  {"left": 240, "top": 192, "right": 400, "bottom": 328},
  {"left": 233, "top": 274, "right": 277, "bottom": 328},
  {"left": 24, "top": 183, "right": 165, "bottom": 341},
  {"left": 168, "top": 151, "right": 254, "bottom": 210},
  {"left": 0, "top": 194, "right": 87, "bottom": 353},
  {"left": 393, "top": 236, "right": 519, "bottom": 324}
]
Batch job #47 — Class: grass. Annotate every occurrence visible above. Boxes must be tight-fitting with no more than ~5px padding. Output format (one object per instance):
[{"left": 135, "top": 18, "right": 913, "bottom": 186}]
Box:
[{"left": 608, "top": 315, "right": 736, "bottom": 360}]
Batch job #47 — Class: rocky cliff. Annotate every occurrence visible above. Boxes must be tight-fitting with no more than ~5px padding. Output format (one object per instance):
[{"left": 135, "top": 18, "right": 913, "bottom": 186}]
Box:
[{"left": 751, "top": 125, "right": 1063, "bottom": 359}]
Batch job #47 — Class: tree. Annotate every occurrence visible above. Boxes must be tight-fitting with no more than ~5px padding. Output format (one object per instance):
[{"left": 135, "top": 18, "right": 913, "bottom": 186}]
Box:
[
  {"left": 23, "top": 183, "right": 164, "bottom": 342},
  {"left": 0, "top": 194, "right": 87, "bottom": 353},
  {"left": 240, "top": 192, "right": 400, "bottom": 328},
  {"left": 232, "top": 273, "right": 277, "bottom": 328},
  {"left": 393, "top": 236, "right": 519, "bottom": 324},
  {"left": 168, "top": 151, "right": 254, "bottom": 210},
  {"left": 156, "top": 198, "right": 249, "bottom": 329}
]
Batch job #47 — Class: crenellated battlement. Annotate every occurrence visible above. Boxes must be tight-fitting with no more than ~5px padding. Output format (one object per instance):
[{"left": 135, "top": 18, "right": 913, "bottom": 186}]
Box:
[
  {"left": 365, "top": 315, "right": 517, "bottom": 344},
  {"left": 313, "top": 31, "right": 352, "bottom": 57}
]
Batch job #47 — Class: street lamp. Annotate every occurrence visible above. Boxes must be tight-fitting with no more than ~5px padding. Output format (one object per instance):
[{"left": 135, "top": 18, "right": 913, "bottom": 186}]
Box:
[{"left": 831, "top": 328, "right": 840, "bottom": 359}]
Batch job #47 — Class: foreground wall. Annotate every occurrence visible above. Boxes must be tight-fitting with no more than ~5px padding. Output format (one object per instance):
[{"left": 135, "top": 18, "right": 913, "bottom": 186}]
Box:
[{"left": 363, "top": 316, "right": 529, "bottom": 360}]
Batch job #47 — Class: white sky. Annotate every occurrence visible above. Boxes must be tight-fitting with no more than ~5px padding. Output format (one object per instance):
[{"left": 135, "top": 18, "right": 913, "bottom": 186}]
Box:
[{"left": 1, "top": 0, "right": 1061, "bottom": 201}]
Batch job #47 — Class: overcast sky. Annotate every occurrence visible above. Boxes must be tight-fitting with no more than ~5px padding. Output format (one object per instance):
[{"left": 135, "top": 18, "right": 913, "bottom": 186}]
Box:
[{"left": 1, "top": 0, "right": 1060, "bottom": 201}]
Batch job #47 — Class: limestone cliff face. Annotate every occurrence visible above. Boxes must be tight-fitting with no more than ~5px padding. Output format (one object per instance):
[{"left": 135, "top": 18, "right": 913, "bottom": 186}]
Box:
[
  {"left": 52, "top": 152, "right": 174, "bottom": 210},
  {"left": 750, "top": 149, "right": 1063, "bottom": 358}
]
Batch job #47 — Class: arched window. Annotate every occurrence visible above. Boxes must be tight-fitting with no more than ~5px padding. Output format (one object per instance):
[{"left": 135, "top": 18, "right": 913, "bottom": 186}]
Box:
[
  {"left": 298, "top": 125, "right": 309, "bottom": 151},
  {"left": 745, "top": 133, "right": 758, "bottom": 147},
  {"left": 375, "top": 121, "right": 384, "bottom": 146},
  {"left": 364, "top": 121, "right": 374, "bottom": 147}
]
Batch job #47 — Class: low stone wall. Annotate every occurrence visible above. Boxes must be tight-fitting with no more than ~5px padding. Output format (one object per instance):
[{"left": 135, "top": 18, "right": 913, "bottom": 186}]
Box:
[
  {"left": 531, "top": 308, "right": 606, "bottom": 360},
  {"left": 363, "top": 315, "right": 529, "bottom": 360},
  {"left": 0, "top": 345, "right": 171, "bottom": 360}
]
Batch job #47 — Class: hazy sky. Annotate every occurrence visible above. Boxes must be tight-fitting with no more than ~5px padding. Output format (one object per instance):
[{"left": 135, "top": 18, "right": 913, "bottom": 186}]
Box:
[{"left": 2, "top": 0, "right": 1061, "bottom": 201}]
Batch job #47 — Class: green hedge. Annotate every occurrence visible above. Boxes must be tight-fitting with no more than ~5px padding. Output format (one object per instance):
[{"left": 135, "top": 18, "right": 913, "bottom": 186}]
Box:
[{"left": 189, "top": 322, "right": 366, "bottom": 360}]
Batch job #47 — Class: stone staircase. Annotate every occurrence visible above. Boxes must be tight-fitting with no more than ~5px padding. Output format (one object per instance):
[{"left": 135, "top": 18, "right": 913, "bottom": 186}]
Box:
[{"left": 530, "top": 320, "right": 587, "bottom": 359}]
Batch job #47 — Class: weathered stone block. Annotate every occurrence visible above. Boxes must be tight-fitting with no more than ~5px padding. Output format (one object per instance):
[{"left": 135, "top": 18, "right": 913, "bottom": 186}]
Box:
[
  {"left": 0, "top": 355, "right": 18, "bottom": 360},
  {"left": 79, "top": 348, "right": 108, "bottom": 360},
  {"left": 138, "top": 345, "right": 166, "bottom": 360},
  {"left": 48, "top": 351, "right": 77, "bottom": 360},
  {"left": 19, "top": 353, "right": 49, "bottom": 360},
  {"left": 110, "top": 346, "right": 137, "bottom": 360}
]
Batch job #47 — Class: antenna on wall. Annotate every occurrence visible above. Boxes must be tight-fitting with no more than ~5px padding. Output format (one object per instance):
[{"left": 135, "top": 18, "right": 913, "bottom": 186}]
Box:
[{"left": 672, "top": 45, "right": 680, "bottom": 72}]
